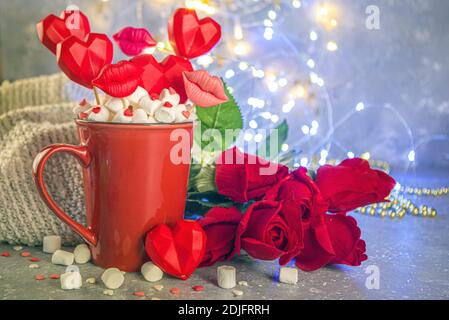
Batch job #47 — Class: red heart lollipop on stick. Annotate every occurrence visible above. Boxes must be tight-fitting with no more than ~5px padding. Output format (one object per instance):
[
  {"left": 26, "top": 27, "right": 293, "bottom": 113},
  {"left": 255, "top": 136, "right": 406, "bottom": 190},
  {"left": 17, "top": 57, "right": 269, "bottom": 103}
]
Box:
[
  {"left": 183, "top": 70, "right": 228, "bottom": 107},
  {"left": 113, "top": 26, "right": 157, "bottom": 56},
  {"left": 168, "top": 8, "right": 221, "bottom": 59},
  {"left": 145, "top": 220, "right": 207, "bottom": 280},
  {"left": 56, "top": 33, "right": 113, "bottom": 89},
  {"left": 36, "top": 10, "right": 91, "bottom": 55},
  {"left": 93, "top": 61, "right": 143, "bottom": 98},
  {"left": 131, "top": 54, "right": 193, "bottom": 103}
]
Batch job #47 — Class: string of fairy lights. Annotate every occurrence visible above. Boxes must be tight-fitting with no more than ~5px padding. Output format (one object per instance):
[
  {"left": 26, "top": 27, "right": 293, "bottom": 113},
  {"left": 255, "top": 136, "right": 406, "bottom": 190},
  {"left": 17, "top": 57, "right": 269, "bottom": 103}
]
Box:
[{"left": 92, "top": 0, "right": 448, "bottom": 219}]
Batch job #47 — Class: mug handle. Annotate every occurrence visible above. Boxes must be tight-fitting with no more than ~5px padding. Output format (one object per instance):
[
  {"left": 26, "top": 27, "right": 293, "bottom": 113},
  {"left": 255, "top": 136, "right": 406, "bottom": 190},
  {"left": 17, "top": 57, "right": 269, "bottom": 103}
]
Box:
[{"left": 32, "top": 144, "right": 97, "bottom": 246}]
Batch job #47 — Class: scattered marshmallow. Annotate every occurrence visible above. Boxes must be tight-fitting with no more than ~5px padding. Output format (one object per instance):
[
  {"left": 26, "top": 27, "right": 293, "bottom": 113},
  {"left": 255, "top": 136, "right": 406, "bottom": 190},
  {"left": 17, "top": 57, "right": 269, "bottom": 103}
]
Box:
[
  {"left": 141, "top": 261, "right": 164, "bottom": 282},
  {"left": 103, "top": 289, "right": 114, "bottom": 296},
  {"left": 85, "top": 277, "right": 96, "bottom": 284},
  {"left": 105, "top": 98, "right": 127, "bottom": 113},
  {"left": 13, "top": 246, "right": 23, "bottom": 251},
  {"left": 74, "top": 244, "right": 91, "bottom": 264},
  {"left": 279, "top": 267, "right": 298, "bottom": 284},
  {"left": 101, "top": 268, "right": 125, "bottom": 289},
  {"left": 112, "top": 107, "right": 133, "bottom": 123},
  {"left": 43, "top": 235, "right": 61, "bottom": 253},
  {"left": 217, "top": 265, "right": 236, "bottom": 289},
  {"left": 140, "top": 95, "right": 161, "bottom": 116},
  {"left": 51, "top": 249, "right": 74, "bottom": 266},
  {"left": 238, "top": 281, "right": 248, "bottom": 286},
  {"left": 29, "top": 264, "right": 39, "bottom": 269},
  {"left": 60, "top": 271, "right": 82, "bottom": 290},
  {"left": 232, "top": 289, "right": 243, "bottom": 297},
  {"left": 151, "top": 297, "right": 161, "bottom": 300},
  {"left": 88, "top": 106, "right": 110, "bottom": 122},
  {"left": 132, "top": 108, "right": 151, "bottom": 123}
]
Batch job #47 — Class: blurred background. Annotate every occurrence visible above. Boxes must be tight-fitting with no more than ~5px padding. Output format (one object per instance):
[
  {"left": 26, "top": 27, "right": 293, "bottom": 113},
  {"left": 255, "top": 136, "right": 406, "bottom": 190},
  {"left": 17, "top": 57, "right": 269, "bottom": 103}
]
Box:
[{"left": 1, "top": 0, "right": 448, "bottom": 172}]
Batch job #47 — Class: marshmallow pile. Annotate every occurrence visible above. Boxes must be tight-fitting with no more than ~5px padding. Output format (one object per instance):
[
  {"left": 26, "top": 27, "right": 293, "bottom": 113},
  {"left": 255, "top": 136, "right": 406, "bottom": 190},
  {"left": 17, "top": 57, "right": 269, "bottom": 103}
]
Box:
[{"left": 74, "top": 87, "right": 196, "bottom": 124}]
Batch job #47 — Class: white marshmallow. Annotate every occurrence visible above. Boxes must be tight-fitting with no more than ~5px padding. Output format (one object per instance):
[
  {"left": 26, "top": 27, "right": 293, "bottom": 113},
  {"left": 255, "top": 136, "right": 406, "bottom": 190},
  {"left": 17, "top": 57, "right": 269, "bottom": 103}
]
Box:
[
  {"left": 101, "top": 268, "right": 125, "bottom": 289},
  {"left": 105, "top": 98, "right": 127, "bottom": 113},
  {"left": 154, "top": 106, "right": 176, "bottom": 123},
  {"left": 141, "top": 262, "right": 164, "bottom": 282},
  {"left": 74, "top": 244, "right": 91, "bottom": 264},
  {"left": 217, "top": 265, "right": 236, "bottom": 289},
  {"left": 132, "top": 108, "right": 151, "bottom": 123},
  {"left": 112, "top": 108, "right": 133, "bottom": 123},
  {"left": 43, "top": 235, "right": 61, "bottom": 253},
  {"left": 140, "top": 95, "right": 162, "bottom": 116},
  {"left": 147, "top": 116, "right": 158, "bottom": 123},
  {"left": 88, "top": 106, "right": 110, "bottom": 122},
  {"left": 51, "top": 249, "right": 74, "bottom": 266},
  {"left": 279, "top": 267, "right": 298, "bottom": 284},
  {"left": 160, "top": 88, "right": 180, "bottom": 106},
  {"left": 127, "top": 86, "right": 148, "bottom": 104},
  {"left": 60, "top": 271, "right": 82, "bottom": 290}
]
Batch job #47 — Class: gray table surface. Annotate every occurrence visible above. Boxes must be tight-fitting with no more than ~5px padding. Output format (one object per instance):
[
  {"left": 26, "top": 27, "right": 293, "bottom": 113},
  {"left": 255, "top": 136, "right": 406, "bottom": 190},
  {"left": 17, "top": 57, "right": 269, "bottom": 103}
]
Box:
[{"left": 1, "top": 169, "right": 448, "bottom": 300}]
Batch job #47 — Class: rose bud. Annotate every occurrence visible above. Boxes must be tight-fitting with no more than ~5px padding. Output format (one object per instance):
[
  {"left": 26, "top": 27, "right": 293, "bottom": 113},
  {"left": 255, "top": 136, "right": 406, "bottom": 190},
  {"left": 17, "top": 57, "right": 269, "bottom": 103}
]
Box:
[{"left": 315, "top": 158, "right": 396, "bottom": 213}]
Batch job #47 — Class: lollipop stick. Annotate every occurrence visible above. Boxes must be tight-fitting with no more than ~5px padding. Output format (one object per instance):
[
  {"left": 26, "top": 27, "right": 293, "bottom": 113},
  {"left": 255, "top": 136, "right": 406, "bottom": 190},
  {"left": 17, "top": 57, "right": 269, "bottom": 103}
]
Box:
[{"left": 93, "top": 87, "right": 101, "bottom": 105}]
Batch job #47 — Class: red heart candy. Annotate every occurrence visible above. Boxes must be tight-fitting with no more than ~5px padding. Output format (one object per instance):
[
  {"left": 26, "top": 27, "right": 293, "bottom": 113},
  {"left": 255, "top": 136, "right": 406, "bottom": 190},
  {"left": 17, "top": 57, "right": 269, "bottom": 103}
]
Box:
[
  {"left": 113, "top": 26, "right": 157, "bottom": 56},
  {"left": 56, "top": 33, "right": 113, "bottom": 89},
  {"left": 168, "top": 8, "right": 221, "bottom": 59},
  {"left": 145, "top": 220, "right": 207, "bottom": 280},
  {"left": 36, "top": 10, "right": 91, "bottom": 55},
  {"left": 131, "top": 54, "right": 193, "bottom": 103},
  {"left": 93, "top": 61, "right": 143, "bottom": 98}
]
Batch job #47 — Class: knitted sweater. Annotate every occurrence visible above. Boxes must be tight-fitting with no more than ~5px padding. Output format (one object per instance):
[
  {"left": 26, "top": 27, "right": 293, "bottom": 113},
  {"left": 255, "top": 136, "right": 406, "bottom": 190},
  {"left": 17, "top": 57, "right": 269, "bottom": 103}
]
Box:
[{"left": 0, "top": 74, "right": 86, "bottom": 245}]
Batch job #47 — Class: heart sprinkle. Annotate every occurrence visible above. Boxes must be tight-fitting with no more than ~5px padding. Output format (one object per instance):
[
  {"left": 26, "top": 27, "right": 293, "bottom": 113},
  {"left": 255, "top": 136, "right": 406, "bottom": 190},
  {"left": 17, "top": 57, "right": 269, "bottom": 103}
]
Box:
[
  {"left": 30, "top": 257, "right": 40, "bottom": 262},
  {"left": 124, "top": 107, "right": 133, "bottom": 117},
  {"left": 163, "top": 102, "right": 173, "bottom": 108},
  {"left": 181, "top": 111, "right": 190, "bottom": 119},
  {"left": 92, "top": 106, "right": 101, "bottom": 114},
  {"left": 35, "top": 274, "right": 46, "bottom": 281},
  {"left": 192, "top": 285, "right": 204, "bottom": 292},
  {"left": 133, "top": 291, "right": 145, "bottom": 297},
  {"left": 170, "top": 287, "right": 180, "bottom": 295},
  {"left": 79, "top": 112, "right": 89, "bottom": 119},
  {"left": 21, "top": 251, "right": 31, "bottom": 257},
  {"left": 79, "top": 99, "right": 89, "bottom": 107},
  {"left": 1, "top": 251, "right": 10, "bottom": 257},
  {"left": 50, "top": 274, "right": 60, "bottom": 279}
]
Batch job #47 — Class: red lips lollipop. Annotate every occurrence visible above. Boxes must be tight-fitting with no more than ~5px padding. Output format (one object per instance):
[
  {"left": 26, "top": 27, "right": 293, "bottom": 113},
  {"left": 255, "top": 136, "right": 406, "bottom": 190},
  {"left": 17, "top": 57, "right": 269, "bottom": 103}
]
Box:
[
  {"left": 93, "top": 61, "right": 143, "bottom": 98},
  {"left": 113, "top": 26, "right": 157, "bottom": 56}
]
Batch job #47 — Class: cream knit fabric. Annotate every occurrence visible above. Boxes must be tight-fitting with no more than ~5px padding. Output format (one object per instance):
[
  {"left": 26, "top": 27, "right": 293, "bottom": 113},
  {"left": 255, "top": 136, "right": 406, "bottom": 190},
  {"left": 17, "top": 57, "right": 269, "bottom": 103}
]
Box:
[{"left": 0, "top": 74, "right": 86, "bottom": 245}]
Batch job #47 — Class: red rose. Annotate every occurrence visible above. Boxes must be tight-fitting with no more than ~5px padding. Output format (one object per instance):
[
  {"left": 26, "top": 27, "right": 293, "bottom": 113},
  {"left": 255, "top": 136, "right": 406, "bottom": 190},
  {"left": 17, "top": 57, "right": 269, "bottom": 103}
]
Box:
[
  {"left": 315, "top": 158, "right": 396, "bottom": 213},
  {"left": 215, "top": 147, "right": 289, "bottom": 203},
  {"left": 325, "top": 214, "right": 367, "bottom": 266},
  {"left": 234, "top": 200, "right": 303, "bottom": 265},
  {"left": 265, "top": 167, "right": 336, "bottom": 270},
  {"left": 198, "top": 207, "right": 242, "bottom": 267}
]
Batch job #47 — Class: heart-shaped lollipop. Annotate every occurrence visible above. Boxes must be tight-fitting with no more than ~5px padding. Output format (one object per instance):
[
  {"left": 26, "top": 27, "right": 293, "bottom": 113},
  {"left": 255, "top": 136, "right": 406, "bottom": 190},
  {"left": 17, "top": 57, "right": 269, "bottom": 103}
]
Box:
[
  {"left": 36, "top": 10, "right": 91, "bottom": 55},
  {"left": 93, "top": 61, "right": 143, "bottom": 98},
  {"left": 113, "top": 26, "right": 157, "bottom": 56},
  {"left": 56, "top": 33, "right": 113, "bottom": 89},
  {"left": 145, "top": 220, "right": 207, "bottom": 280},
  {"left": 183, "top": 70, "right": 228, "bottom": 107},
  {"left": 131, "top": 54, "right": 193, "bottom": 103},
  {"left": 168, "top": 8, "right": 221, "bottom": 59}
]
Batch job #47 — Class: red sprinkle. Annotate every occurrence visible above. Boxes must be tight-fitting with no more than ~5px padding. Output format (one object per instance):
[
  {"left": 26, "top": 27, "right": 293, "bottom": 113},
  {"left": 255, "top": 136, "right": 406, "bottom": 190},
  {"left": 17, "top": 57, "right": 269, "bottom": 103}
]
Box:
[
  {"left": 150, "top": 93, "right": 160, "bottom": 100},
  {"left": 21, "top": 251, "right": 31, "bottom": 257},
  {"left": 92, "top": 106, "right": 101, "bottom": 114},
  {"left": 192, "top": 285, "right": 204, "bottom": 292},
  {"left": 30, "top": 257, "right": 40, "bottom": 262},
  {"left": 79, "top": 112, "right": 89, "bottom": 119},
  {"left": 170, "top": 288, "right": 180, "bottom": 295},
  {"left": 181, "top": 111, "right": 190, "bottom": 119},
  {"left": 163, "top": 102, "right": 173, "bottom": 108},
  {"left": 1, "top": 251, "right": 10, "bottom": 257},
  {"left": 133, "top": 291, "right": 145, "bottom": 297},
  {"left": 124, "top": 107, "right": 133, "bottom": 117},
  {"left": 50, "top": 274, "right": 60, "bottom": 279},
  {"left": 35, "top": 274, "right": 45, "bottom": 281},
  {"left": 79, "top": 99, "right": 89, "bottom": 107}
]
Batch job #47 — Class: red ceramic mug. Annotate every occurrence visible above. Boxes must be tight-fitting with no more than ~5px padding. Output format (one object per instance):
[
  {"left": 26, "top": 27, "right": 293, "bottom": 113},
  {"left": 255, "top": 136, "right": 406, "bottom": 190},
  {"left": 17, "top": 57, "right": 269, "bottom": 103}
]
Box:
[{"left": 32, "top": 120, "right": 193, "bottom": 271}]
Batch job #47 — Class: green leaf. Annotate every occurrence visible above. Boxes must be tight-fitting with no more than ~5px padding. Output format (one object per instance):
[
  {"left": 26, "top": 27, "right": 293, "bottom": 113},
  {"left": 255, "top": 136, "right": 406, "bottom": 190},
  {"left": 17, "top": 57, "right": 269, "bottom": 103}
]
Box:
[
  {"left": 195, "top": 82, "right": 243, "bottom": 151},
  {"left": 259, "top": 119, "right": 289, "bottom": 160}
]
